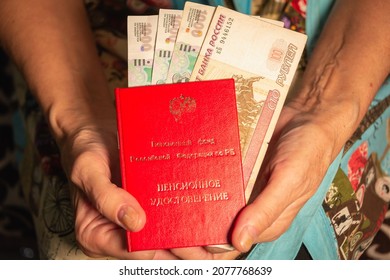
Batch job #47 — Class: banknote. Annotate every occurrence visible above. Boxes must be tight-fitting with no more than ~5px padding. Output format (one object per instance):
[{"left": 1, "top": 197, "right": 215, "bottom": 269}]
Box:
[
  {"left": 127, "top": 15, "right": 158, "bottom": 87},
  {"left": 165, "top": 2, "right": 215, "bottom": 84},
  {"left": 190, "top": 6, "right": 307, "bottom": 200},
  {"left": 253, "top": 16, "right": 285, "bottom": 27},
  {"left": 151, "top": 9, "right": 182, "bottom": 84}
]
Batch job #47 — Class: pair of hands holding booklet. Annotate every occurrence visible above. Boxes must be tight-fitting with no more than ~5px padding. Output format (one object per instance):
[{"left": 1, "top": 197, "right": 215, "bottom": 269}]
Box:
[{"left": 0, "top": 0, "right": 389, "bottom": 259}]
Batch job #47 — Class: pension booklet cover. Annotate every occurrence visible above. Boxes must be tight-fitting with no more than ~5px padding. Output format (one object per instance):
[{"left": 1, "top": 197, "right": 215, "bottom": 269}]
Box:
[{"left": 115, "top": 79, "right": 245, "bottom": 251}]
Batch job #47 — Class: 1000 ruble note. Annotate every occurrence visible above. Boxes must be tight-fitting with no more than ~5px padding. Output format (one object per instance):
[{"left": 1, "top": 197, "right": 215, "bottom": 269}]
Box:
[
  {"left": 127, "top": 15, "right": 158, "bottom": 87},
  {"left": 190, "top": 6, "right": 307, "bottom": 200},
  {"left": 165, "top": 2, "right": 215, "bottom": 84},
  {"left": 152, "top": 9, "right": 182, "bottom": 84}
]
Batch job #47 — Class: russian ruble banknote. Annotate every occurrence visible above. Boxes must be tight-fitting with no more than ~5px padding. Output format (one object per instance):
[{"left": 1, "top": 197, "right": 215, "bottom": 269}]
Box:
[
  {"left": 165, "top": 2, "right": 215, "bottom": 84},
  {"left": 253, "top": 16, "right": 285, "bottom": 27},
  {"left": 127, "top": 15, "right": 158, "bottom": 87},
  {"left": 151, "top": 9, "right": 182, "bottom": 84},
  {"left": 190, "top": 6, "right": 307, "bottom": 200}
]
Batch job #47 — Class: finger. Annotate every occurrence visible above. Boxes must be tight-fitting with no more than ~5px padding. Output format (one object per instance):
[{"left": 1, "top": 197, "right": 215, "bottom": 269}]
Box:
[
  {"left": 88, "top": 175, "right": 146, "bottom": 232},
  {"left": 154, "top": 250, "right": 180, "bottom": 260},
  {"left": 170, "top": 247, "right": 213, "bottom": 260},
  {"left": 171, "top": 246, "right": 241, "bottom": 260},
  {"left": 72, "top": 187, "right": 144, "bottom": 259},
  {"left": 73, "top": 188, "right": 178, "bottom": 259},
  {"left": 232, "top": 167, "right": 307, "bottom": 252},
  {"left": 71, "top": 152, "right": 146, "bottom": 232}
]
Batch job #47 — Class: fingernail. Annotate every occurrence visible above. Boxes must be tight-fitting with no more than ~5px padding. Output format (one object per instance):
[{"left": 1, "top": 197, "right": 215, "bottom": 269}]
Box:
[
  {"left": 239, "top": 225, "right": 259, "bottom": 252},
  {"left": 118, "top": 206, "right": 140, "bottom": 231}
]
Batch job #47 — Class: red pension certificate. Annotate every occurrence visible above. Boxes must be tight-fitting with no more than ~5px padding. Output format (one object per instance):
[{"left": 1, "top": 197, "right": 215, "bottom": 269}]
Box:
[{"left": 115, "top": 79, "right": 245, "bottom": 251}]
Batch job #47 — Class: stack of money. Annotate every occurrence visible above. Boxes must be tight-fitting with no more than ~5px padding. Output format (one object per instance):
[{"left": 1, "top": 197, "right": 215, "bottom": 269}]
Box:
[{"left": 127, "top": 1, "right": 307, "bottom": 201}]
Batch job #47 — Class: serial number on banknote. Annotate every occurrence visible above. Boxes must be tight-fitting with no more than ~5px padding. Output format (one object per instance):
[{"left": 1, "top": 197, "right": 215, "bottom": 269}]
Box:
[{"left": 219, "top": 17, "right": 234, "bottom": 45}]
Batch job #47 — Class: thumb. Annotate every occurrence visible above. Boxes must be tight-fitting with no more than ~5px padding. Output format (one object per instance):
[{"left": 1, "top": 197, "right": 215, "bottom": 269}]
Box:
[
  {"left": 231, "top": 198, "right": 277, "bottom": 253},
  {"left": 231, "top": 178, "right": 291, "bottom": 252},
  {"left": 72, "top": 160, "right": 146, "bottom": 232}
]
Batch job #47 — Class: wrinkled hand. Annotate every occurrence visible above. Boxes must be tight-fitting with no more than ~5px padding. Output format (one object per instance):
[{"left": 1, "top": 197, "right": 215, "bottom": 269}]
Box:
[
  {"left": 61, "top": 122, "right": 241, "bottom": 260},
  {"left": 230, "top": 103, "right": 340, "bottom": 252},
  {"left": 55, "top": 97, "right": 342, "bottom": 260},
  {"left": 58, "top": 115, "right": 177, "bottom": 259},
  {"left": 170, "top": 102, "right": 341, "bottom": 259}
]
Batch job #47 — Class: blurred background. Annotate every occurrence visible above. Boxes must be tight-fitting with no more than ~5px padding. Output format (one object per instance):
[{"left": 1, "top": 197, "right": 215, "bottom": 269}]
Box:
[{"left": 0, "top": 49, "right": 38, "bottom": 260}]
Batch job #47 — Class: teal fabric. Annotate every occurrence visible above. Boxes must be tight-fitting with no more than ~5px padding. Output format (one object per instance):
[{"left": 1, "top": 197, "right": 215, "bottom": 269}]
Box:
[
  {"left": 302, "top": 205, "right": 340, "bottom": 259},
  {"left": 206, "top": 0, "right": 227, "bottom": 7},
  {"left": 248, "top": 0, "right": 390, "bottom": 259},
  {"left": 232, "top": 0, "right": 252, "bottom": 14},
  {"left": 304, "top": 0, "right": 390, "bottom": 260},
  {"left": 305, "top": 81, "right": 390, "bottom": 260},
  {"left": 172, "top": 0, "right": 208, "bottom": 9},
  {"left": 247, "top": 151, "right": 342, "bottom": 259},
  {"left": 247, "top": 0, "right": 340, "bottom": 260},
  {"left": 305, "top": 0, "right": 334, "bottom": 55}
]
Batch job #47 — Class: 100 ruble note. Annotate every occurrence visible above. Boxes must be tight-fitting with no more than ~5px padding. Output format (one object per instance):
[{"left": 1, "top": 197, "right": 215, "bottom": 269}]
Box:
[{"left": 190, "top": 6, "right": 307, "bottom": 200}]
